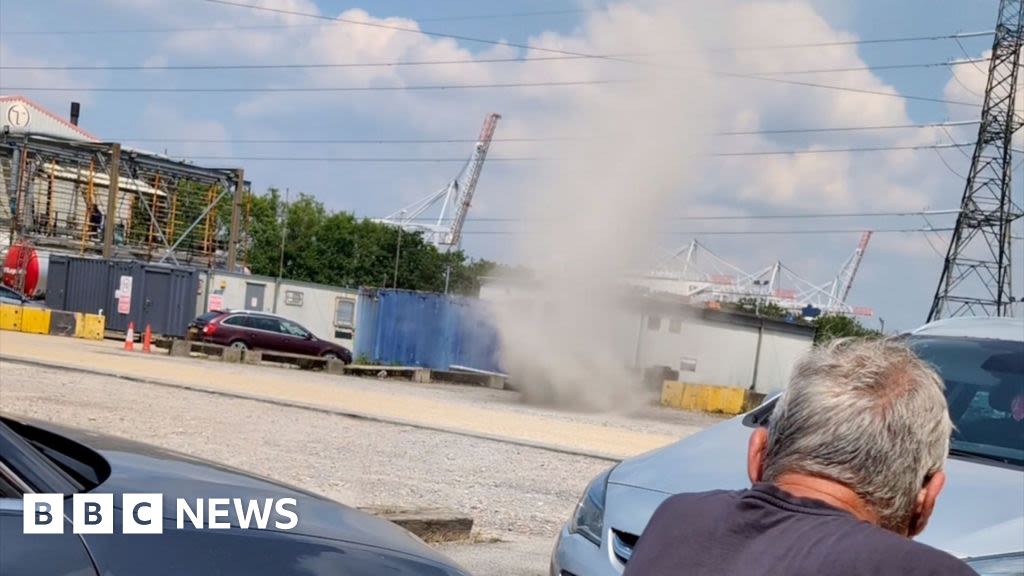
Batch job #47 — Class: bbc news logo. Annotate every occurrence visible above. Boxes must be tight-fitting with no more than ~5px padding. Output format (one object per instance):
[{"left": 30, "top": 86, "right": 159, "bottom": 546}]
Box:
[{"left": 23, "top": 494, "right": 299, "bottom": 535}]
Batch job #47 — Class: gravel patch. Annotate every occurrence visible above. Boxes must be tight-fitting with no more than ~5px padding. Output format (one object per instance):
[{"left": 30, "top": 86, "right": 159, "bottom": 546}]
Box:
[{"left": 0, "top": 362, "right": 608, "bottom": 539}]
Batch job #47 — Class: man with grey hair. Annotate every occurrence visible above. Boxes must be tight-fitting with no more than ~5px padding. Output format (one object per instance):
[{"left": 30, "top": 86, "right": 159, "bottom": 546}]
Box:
[{"left": 624, "top": 338, "right": 975, "bottom": 575}]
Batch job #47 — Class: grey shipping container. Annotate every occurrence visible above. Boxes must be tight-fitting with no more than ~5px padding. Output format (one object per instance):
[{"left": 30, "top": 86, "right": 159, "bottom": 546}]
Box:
[{"left": 46, "top": 255, "right": 199, "bottom": 337}]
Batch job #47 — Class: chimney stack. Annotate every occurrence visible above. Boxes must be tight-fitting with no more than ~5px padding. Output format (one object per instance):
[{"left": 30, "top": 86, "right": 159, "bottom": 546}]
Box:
[{"left": 70, "top": 102, "right": 81, "bottom": 126}]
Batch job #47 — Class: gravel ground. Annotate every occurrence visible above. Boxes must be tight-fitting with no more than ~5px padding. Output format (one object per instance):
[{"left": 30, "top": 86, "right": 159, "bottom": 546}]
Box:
[
  {"left": 0, "top": 361, "right": 716, "bottom": 574},
  {"left": 131, "top": 351, "right": 726, "bottom": 438}
]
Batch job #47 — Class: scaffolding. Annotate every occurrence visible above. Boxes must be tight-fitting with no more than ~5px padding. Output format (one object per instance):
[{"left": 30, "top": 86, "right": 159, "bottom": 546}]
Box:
[{"left": 1, "top": 134, "right": 249, "bottom": 269}]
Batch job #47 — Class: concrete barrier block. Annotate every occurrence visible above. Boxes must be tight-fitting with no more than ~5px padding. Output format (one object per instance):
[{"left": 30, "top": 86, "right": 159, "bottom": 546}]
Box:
[
  {"left": 76, "top": 314, "right": 105, "bottom": 340},
  {"left": 661, "top": 381, "right": 684, "bottom": 408},
  {"left": 20, "top": 307, "right": 51, "bottom": 335},
  {"left": 412, "top": 368, "right": 431, "bottom": 383},
  {"left": 222, "top": 348, "right": 243, "bottom": 363},
  {"left": 486, "top": 375, "right": 506, "bottom": 390},
  {"left": 244, "top": 350, "right": 263, "bottom": 365},
  {"left": 661, "top": 381, "right": 750, "bottom": 415},
  {"left": 326, "top": 359, "right": 346, "bottom": 375},
  {"left": 169, "top": 340, "right": 192, "bottom": 357},
  {"left": 0, "top": 304, "right": 23, "bottom": 332}
]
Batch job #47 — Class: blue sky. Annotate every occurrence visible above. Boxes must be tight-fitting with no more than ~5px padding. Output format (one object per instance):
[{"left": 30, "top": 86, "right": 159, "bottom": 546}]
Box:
[{"left": 0, "top": 0, "right": 1018, "bottom": 330}]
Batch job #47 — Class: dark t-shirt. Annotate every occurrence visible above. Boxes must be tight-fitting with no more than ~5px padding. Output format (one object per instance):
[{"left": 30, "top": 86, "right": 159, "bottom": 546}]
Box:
[{"left": 623, "top": 483, "right": 974, "bottom": 576}]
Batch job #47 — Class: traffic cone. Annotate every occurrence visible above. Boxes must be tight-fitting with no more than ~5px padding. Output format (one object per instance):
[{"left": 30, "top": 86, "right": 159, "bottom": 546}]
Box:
[
  {"left": 124, "top": 322, "right": 135, "bottom": 351},
  {"left": 142, "top": 324, "right": 152, "bottom": 354}
]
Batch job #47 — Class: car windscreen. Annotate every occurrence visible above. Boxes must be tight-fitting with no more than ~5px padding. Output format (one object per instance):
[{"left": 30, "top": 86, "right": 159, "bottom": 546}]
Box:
[
  {"left": 743, "top": 336, "right": 1024, "bottom": 468},
  {"left": 909, "top": 335, "right": 1023, "bottom": 468}
]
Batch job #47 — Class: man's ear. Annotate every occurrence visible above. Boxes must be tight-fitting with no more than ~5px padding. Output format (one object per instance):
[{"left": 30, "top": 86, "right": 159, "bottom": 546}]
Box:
[
  {"left": 909, "top": 471, "right": 946, "bottom": 537},
  {"left": 747, "top": 427, "right": 769, "bottom": 484}
]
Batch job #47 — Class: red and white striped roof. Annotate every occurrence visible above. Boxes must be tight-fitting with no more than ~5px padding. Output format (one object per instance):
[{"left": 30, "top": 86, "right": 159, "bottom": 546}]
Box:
[{"left": 0, "top": 95, "right": 99, "bottom": 142}]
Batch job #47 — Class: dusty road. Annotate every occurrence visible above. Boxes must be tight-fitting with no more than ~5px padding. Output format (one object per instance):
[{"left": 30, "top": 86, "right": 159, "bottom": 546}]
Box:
[{"left": 0, "top": 345, "right": 718, "bottom": 575}]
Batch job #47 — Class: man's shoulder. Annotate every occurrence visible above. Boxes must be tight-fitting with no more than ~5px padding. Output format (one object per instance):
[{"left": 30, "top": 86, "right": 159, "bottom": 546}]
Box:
[{"left": 836, "top": 520, "right": 975, "bottom": 575}]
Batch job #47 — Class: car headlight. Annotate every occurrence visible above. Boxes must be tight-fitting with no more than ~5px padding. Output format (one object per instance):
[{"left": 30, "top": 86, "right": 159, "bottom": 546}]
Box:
[
  {"left": 966, "top": 552, "right": 1024, "bottom": 575},
  {"left": 569, "top": 467, "right": 613, "bottom": 547}
]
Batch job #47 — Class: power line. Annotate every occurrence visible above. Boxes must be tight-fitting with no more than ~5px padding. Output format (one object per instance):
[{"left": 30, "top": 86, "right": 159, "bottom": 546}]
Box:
[
  {"left": 457, "top": 227, "right": 956, "bottom": 236},
  {"left": 719, "top": 30, "right": 993, "bottom": 52},
  {"left": 201, "top": 1, "right": 994, "bottom": 53},
  {"left": 717, "top": 120, "right": 979, "bottom": 136},
  {"left": 0, "top": 8, "right": 596, "bottom": 36},
  {"left": 708, "top": 142, "right": 972, "bottom": 157},
  {"left": 0, "top": 80, "right": 982, "bottom": 107},
  {"left": 0, "top": 79, "right": 626, "bottom": 93},
  {"left": 107, "top": 120, "right": 980, "bottom": 144},
  {"left": 0, "top": 57, "right": 990, "bottom": 74},
  {"left": 165, "top": 143, "right": 974, "bottom": 162},
  {"left": 198, "top": 0, "right": 987, "bottom": 107},
  {"left": 394, "top": 209, "right": 962, "bottom": 223},
  {"left": 420, "top": 8, "right": 594, "bottom": 22}
]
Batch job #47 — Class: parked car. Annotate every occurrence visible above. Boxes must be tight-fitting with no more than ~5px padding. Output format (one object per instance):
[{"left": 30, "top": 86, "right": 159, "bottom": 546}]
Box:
[
  {"left": 198, "top": 311, "right": 353, "bottom": 363},
  {"left": 551, "top": 317, "right": 1024, "bottom": 576},
  {"left": 0, "top": 415, "right": 468, "bottom": 576},
  {"left": 186, "top": 309, "right": 226, "bottom": 341},
  {"left": 0, "top": 285, "right": 43, "bottom": 308}
]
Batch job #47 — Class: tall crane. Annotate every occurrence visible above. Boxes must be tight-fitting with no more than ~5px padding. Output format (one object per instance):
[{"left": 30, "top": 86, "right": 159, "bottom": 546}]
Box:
[
  {"left": 376, "top": 113, "right": 501, "bottom": 250},
  {"left": 929, "top": 0, "right": 1022, "bottom": 320},
  {"left": 831, "top": 231, "right": 872, "bottom": 303}
]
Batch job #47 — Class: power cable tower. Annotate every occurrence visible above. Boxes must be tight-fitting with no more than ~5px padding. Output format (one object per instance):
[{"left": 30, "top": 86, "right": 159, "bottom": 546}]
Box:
[{"left": 929, "top": 0, "right": 1023, "bottom": 320}]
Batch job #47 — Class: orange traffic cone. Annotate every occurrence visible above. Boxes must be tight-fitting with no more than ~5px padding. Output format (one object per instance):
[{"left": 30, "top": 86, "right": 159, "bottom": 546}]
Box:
[
  {"left": 142, "top": 324, "right": 152, "bottom": 354},
  {"left": 124, "top": 322, "right": 135, "bottom": 351}
]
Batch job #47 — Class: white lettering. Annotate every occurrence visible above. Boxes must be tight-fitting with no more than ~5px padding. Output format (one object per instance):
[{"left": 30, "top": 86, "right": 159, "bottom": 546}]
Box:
[
  {"left": 233, "top": 498, "right": 273, "bottom": 529},
  {"left": 176, "top": 499, "right": 203, "bottom": 529},
  {"left": 274, "top": 498, "right": 298, "bottom": 530},
  {"left": 207, "top": 498, "right": 231, "bottom": 529}
]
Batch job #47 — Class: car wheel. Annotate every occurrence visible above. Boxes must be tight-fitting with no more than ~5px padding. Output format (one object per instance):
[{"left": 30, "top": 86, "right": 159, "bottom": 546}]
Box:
[{"left": 230, "top": 340, "right": 250, "bottom": 351}]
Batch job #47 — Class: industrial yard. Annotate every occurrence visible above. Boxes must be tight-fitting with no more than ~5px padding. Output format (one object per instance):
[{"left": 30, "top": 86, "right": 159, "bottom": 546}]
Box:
[
  {"left": 0, "top": 331, "right": 718, "bottom": 575},
  {"left": 0, "top": 1, "right": 1021, "bottom": 575}
]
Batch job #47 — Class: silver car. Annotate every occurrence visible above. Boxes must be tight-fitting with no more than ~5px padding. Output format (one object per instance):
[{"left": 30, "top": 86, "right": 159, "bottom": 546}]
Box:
[{"left": 551, "top": 317, "right": 1024, "bottom": 576}]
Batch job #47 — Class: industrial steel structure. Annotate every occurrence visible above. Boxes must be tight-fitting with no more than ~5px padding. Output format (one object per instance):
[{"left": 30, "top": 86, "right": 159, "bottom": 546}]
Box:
[
  {"left": 929, "top": 0, "right": 1023, "bottom": 320},
  {"left": 376, "top": 113, "right": 501, "bottom": 250},
  {"left": 644, "top": 233, "right": 874, "bottom": 318},
  {"left": 1, "top": 96, "right": 249, "bottom": 295}
]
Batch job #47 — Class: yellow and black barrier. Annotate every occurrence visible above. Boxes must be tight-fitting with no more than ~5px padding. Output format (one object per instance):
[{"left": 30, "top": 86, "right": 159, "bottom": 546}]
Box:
[
  {"left": 661, "top": 380, "right": 766, "bottom": 416},
  {"left": 0, "top": 304, "right": 104, "bottom": 340}
]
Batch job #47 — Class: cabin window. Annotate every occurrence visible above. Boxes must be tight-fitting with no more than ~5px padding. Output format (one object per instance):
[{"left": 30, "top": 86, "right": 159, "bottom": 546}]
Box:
[
  {"left": 284, "top": 290, "right": 304, "bottom": 307},
  {"left": 335, "top": 298, "right": 355, "bottom": 328}
]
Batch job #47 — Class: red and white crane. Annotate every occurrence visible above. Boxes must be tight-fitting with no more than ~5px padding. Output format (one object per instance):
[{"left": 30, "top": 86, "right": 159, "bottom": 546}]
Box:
[{"left": 377, "top": 113, "right": 501, "bottom": 250}]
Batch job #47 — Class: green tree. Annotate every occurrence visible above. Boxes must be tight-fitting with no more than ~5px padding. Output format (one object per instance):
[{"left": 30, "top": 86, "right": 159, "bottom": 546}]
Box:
[
  {"left": 242, "top": 188, "right": 502, "bottom": 295},
  {"left": 813, "top": 314, "right": 880, "bottom": 345},
  {"left": 735, "top": 297, "right": 789, "bottom": 319}
]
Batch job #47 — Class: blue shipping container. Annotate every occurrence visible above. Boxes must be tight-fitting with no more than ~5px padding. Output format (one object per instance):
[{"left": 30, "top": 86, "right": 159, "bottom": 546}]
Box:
[{"left": 355, "top": 289, "right": 502, "bottom": 373}]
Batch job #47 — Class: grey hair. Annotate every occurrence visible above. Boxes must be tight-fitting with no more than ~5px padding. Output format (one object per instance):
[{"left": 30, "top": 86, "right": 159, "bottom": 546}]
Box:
[{"left": 762, "top": 338, "right": 952, "bottom": 533}]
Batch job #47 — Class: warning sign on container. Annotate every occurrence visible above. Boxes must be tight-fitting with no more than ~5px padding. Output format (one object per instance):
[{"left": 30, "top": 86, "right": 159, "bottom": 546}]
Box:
[
  {"left": 208, "top": 293, "right": 224, "bottom": 312},
  {"left": 117, "top": 276, "right": 133, "bottom": 315}
]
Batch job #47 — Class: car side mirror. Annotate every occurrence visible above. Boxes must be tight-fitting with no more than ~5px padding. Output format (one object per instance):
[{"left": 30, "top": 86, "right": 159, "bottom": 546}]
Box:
[{"left": 306, "top": 333, "right": 314, "bottom": 340}]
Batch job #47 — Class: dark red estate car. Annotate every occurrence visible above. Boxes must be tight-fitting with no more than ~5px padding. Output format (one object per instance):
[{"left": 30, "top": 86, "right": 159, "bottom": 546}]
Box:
[{"left": 198, "top": 311, "right": 352, "bottom": 363}]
